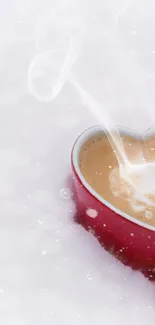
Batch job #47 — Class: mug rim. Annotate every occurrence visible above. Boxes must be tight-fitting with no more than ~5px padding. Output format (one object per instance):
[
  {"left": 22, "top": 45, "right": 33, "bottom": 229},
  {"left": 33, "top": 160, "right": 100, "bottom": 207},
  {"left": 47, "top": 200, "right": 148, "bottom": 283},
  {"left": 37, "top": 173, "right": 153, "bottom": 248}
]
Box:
[{"left": 72, "top": 124, "right": 155, "bottom": 232}]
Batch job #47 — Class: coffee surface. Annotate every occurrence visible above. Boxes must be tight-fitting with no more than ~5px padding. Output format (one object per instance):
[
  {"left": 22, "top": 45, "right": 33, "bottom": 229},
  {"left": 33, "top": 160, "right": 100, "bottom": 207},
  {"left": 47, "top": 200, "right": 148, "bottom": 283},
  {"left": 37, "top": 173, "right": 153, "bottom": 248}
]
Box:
[{"left": 79, "top": 132, "right": 155, "bottom": 226}]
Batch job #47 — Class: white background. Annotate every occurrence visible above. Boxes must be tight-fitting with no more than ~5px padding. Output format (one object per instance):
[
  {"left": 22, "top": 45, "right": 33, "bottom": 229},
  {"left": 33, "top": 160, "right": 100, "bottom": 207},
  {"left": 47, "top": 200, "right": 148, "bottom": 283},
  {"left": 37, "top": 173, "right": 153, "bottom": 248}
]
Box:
[{"left": 1, "top": 0, "right": 155, "bottom": 324}]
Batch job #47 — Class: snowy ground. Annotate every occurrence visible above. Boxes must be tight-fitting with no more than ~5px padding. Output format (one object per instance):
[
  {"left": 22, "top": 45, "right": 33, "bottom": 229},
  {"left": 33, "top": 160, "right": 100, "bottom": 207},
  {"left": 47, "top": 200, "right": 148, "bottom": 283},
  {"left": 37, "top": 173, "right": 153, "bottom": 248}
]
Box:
[{"left": 1, "top": 0, "right": 155, "bottom": 324}]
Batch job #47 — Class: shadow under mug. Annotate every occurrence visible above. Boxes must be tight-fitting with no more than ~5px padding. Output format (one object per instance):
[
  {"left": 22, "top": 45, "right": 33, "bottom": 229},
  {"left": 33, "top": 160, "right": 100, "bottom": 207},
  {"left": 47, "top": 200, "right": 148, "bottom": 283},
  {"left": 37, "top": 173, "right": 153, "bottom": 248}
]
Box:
[{"left": 71, "top": 125, "right": 155, "bottom": 280}]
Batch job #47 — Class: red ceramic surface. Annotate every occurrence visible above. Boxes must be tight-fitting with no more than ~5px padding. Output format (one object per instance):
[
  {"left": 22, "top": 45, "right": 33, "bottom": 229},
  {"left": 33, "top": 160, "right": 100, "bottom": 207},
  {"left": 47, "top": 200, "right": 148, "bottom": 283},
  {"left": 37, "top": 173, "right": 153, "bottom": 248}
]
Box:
[{"left": 71, "top": 125, "right": 155, "bottom": 280}]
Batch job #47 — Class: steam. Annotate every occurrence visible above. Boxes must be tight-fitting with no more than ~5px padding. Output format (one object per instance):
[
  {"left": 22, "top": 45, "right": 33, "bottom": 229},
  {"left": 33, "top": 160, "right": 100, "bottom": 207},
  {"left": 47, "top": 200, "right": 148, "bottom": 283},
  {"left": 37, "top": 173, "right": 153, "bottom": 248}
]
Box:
[
  {"left": 28, "top": 38, "right": 81, "bottom": 102},
  {"left": 69, "top": 76, "right": 131, "bottom": 167},
  {"left": 27, "top": 17, "right": 155, "bottom": 208},
  {"left": 27, "top": 36, "right": 134, "bottom": 169},
  {"left": 28, "top": 32, "right": 132, "bottom": 170}
]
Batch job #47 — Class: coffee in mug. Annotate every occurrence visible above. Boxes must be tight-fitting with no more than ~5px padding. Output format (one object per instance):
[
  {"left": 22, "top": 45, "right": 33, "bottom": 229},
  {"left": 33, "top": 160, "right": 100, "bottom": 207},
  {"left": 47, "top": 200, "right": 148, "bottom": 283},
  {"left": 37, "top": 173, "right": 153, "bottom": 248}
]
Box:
[{"left": 79, "top": 132, "right": 155, "bottom": 226}]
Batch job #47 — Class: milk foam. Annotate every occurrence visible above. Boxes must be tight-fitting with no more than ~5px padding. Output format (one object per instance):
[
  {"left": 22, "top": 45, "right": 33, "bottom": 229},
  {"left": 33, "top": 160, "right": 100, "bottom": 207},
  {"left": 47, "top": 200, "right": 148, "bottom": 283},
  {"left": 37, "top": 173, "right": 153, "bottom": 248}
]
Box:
[
  {"left": 109, "top": 166, "right": 155, "bottom": 214},
  {"left": 120, "top": 162, "right": 155, "bottom": 195}
]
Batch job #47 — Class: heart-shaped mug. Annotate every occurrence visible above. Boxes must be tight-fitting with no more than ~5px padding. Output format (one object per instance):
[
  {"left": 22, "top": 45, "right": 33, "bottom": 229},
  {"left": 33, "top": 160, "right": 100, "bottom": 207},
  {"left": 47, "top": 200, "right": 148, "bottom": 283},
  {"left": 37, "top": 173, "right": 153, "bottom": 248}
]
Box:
[{"left": 71, "top": 125, "right": 155, "bottom": 280}]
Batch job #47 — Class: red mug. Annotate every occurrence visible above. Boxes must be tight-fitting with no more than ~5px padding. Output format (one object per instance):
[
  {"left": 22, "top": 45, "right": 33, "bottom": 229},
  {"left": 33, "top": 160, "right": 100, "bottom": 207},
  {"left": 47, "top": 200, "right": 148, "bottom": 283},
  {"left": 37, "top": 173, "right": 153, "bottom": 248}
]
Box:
[{"left": 71, "top": 125, "right": 155, "bottom": 280}]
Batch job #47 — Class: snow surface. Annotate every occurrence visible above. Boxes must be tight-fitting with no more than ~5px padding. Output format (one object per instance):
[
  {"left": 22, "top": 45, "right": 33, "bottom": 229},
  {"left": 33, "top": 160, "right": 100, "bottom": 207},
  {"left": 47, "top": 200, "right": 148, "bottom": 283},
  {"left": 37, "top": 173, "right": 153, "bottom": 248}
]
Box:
[{"left": 1, "top": 0, "right": 155, "bottom": 324}]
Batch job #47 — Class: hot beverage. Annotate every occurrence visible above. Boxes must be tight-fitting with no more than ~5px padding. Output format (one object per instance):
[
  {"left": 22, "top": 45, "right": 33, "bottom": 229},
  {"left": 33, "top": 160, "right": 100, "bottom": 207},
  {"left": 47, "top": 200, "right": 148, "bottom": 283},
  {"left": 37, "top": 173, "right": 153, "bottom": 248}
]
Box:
[{"left": 79, "top": 132, "right": 155, "bottom": 226}]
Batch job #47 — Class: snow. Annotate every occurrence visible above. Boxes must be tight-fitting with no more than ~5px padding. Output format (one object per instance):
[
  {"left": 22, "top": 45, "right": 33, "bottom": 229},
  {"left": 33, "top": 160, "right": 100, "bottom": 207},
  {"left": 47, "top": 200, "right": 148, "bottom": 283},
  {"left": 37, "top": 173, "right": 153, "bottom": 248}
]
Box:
[{"left": 1, "top": 0, "right": 155, "bottom": 324}]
